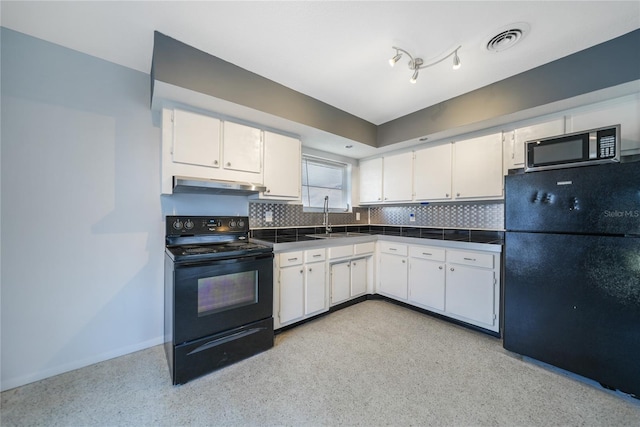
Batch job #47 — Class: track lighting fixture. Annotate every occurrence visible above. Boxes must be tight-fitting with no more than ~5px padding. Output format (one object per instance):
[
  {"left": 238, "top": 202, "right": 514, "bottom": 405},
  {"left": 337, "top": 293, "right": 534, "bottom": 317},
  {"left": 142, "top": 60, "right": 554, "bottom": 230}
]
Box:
[{"left": 389, "top": 45, "right": 462, "bottom": 83}]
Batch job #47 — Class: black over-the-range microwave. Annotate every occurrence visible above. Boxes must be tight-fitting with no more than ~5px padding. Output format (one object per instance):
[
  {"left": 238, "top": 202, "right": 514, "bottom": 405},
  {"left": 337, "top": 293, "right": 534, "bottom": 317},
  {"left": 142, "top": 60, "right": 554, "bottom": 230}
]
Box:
[{"left": 525, "top": 124, "right": 620, "bottom": 172}]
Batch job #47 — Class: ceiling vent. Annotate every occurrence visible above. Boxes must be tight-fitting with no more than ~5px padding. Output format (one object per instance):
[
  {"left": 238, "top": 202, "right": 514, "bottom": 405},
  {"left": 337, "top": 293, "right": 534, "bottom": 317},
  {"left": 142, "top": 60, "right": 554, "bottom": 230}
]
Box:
[{"left": 485, "top": 23, "right": 530, "bottom": 52}]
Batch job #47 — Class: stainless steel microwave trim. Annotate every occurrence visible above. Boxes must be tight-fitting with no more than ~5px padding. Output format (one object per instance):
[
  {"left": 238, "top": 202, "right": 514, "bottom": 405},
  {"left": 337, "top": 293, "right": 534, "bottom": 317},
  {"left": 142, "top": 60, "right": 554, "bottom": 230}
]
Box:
[
  {"left": 524, "top": 124, "right": 621, "bottom": 173},
  {"left": 173, "top": 176, "right": 266, "bottom": 195}
]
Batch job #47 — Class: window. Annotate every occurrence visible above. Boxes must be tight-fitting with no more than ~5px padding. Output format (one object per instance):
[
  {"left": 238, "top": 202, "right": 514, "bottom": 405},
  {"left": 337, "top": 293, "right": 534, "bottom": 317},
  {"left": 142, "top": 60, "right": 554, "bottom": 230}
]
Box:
[{"left": 302, "top": 155, "right": 351, "bottom": 211}]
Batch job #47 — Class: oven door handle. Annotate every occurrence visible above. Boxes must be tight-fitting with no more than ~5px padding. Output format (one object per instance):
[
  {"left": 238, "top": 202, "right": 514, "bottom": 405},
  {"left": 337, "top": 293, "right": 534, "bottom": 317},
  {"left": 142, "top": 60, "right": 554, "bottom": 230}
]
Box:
[
  {"left": 178, "top": 252, "right": 273, "bottom": 267},
  {"left": 187, "top": 327, "right": 269, "bottom": 356}
]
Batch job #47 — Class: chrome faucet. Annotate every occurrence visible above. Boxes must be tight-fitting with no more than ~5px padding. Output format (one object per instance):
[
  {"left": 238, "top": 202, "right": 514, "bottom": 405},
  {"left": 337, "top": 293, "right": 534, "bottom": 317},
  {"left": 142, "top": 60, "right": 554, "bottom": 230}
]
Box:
[{"left": 323, "top": 195, "right": 332, "bottom": 234}]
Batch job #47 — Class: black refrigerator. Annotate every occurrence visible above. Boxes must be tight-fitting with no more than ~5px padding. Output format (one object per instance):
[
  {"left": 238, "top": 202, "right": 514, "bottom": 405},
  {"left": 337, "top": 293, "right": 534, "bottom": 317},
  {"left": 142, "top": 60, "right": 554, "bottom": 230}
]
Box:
[{"left": 504, "top": 160, "right": 640, "bottom": 397}]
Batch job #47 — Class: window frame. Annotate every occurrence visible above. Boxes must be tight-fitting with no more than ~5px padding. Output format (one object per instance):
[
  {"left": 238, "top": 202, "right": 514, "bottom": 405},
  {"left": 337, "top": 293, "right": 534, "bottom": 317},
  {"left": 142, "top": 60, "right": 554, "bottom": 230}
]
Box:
[{"left": 301, "top": 154, "right": 352, "bottom": 213}]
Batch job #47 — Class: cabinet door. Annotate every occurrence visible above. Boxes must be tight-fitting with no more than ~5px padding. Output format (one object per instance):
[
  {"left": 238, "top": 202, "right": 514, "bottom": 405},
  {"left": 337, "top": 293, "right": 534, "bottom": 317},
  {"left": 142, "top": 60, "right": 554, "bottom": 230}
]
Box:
[
  {"left": 359, "top": 158, "right": 383, "bottom": 203},
  {"left": 222, "top": 121, "right": 262, "bottom": 173},
  {"left": 263, "top": 132, "right": 301, "bottom": 199},
  {"left": 414, "top": 142, "right": 452, "bottom": 201},
  {"left": 172, "top": 109, "right": 221, "bottom": 168},
  {"left": 305, "top": 262, "right": 326, "bottom": 316},
  {"left": 350, "top": 258, "right": 367, "bottom": 297},
  {"left": 445, "top": 264, "right": 496, "bottom": 327},
  {"left": 408, "top": 258, "right": 445, "bottom": 311},
  {"left": 279, "top": 266, "right": 304, "bottom": 325},
  {"left": 452, "top": 133, "right": 503, "bottom": 199},
  {"left": 378, "top": 253, "right": 408, "bottom": 300},
  {"left": 383, "top": 152, "right": 413, "bottom": 202},
  {"left": 330, "top": 262, "right": 351, "bottom": 305}
]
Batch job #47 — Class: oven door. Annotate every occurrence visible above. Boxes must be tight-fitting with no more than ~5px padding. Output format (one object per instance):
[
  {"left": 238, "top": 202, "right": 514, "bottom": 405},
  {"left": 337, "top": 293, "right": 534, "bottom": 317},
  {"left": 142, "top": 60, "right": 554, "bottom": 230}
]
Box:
[{"left": 172, "top": 252, "right": 273, "bottom": 344}]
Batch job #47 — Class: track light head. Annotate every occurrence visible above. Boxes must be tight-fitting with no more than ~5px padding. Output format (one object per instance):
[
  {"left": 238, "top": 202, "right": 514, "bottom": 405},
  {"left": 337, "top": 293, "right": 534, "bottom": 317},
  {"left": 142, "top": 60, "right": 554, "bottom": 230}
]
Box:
[
  {"left": 389, "top": 52, "right": 402, "bottom": 67},
  {"left": 410, "top": 69, "right": 419, "bottom": 84},
  {"left": 452, "top": 50, "right": 461, "bottom": 70}
]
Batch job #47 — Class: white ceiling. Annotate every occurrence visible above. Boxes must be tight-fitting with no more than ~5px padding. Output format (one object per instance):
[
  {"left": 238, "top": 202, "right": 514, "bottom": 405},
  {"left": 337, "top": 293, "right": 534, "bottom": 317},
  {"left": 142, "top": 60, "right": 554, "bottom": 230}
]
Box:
[{"left": 2, "top": 1, "right": 639, "bottom": 157}]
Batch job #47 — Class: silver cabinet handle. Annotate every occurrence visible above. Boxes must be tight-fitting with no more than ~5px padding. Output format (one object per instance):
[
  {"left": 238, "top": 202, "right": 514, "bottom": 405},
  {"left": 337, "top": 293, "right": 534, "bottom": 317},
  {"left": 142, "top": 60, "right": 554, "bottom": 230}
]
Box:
[
  {"left": 226, "top": 162, "right": 231, "bottom": 167},
  {"left": 313, "top": 254, "right": 322, "bottom": 258},
  {"left": 402, "top": 260, "right": 406, "bottom": 263},
  {"left": 213, "top": 160, "right": 219, "bottom": 165},
  {"left": 299, "top": 269, "right": 304, "bottom": 274},
  {"left": 288, "top": 257, "right": 298, "bottom": 261},
  {"left": 439, "top": 266, "right": 443, "bottom": 270},
  {"left": 389, "top": 248, "right": 397, "bottom": 251},
  {"left": 456, "top": 193, "right": 460, "bottom": 197},
  {"left": 450, "top": 267, "right": 455, "bottom": 271},
  {"left": 308, "top": 268, "right": 312, "bottom": 272},
  {"left": 463, "top": 257, "right": 476, "bottom": 262},
  {"left": 422, "top": 252, "right": 432, "bottom": 256},
  {"left": 266, "top": 189, "right": 271, "bottom": 193},
  {"left": 445, "top": 193, "right": 449, "bottom": 197}
]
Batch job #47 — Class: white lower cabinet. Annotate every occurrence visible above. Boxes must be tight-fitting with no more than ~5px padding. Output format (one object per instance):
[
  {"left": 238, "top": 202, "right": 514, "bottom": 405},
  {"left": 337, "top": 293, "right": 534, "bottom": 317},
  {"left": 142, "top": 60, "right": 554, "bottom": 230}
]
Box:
[
  {"left": 329, "top": 242, "right": 374, "bottom": 306},
  {"left": 446, "top": 264, "right": 496, "bottom": 326},
  {"left": 276, "top": 248, "right": 327, "bottom": 328},
  {"left": 378, "top": 242, "right": 408, "bottom": 301},
  {"left": 408, "top": 246, "right": 446, "bottom": 311},
  {"left": 279, "top": 260, "right": 305, "bottom": 325},
  {"left": 330, "top": 257, "right": 369, "bottom": 305},
  {"left": 305, "top": 260, "right": 327, "bottom": 317},
  {"left": 444, "top": 249, "right": 499, "bottom": 331}
]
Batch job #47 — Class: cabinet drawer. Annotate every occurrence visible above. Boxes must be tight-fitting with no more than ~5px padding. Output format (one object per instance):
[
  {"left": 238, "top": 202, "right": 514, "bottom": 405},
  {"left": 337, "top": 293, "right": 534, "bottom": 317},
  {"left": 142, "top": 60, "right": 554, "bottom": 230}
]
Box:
[
  {"left": 328, "top": 245, "right": 353, "bottom": 259},
  {"left": 409, "top": 246, "right": 445, "bottom": 261},
  {"left": 379, "top": 241, "right": 408, "bottom": 256},
  {"left": 354, "top": 242, "right": 375, "bottom": 255},
  {"left": 279, "top": 251, "right": 304, "bottom": 267},
  {"left": 447, "top": 250, "right": 494, "bottom": 269},
  {"left": 305, "top": 248, "right": 326, "bottom": 263}
]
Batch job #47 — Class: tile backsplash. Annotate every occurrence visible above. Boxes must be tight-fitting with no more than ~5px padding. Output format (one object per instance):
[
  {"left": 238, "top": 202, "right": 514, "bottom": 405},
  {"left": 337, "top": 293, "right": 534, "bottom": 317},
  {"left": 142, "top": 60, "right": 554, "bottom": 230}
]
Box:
[{"left": 249, "top": 201, "right": 504, "bottom": 230}]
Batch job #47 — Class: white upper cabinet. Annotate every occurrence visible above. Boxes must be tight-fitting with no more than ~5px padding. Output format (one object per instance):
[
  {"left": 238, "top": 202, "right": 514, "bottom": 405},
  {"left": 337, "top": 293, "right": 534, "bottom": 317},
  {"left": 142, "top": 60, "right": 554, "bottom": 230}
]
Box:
[
  {"left": 359, "top": 152, "right": 413, "bottom": 204},
  {"left": 414, "top": 142, "right": 453, "bottom": 201},
  {"left": 452, "top": 133, "right": 503, "bottom": 200},
  {"left": 504, "top": 118, "right": 565, "bottom": 171},
  {"left": 383, "top": 151, "right": 414, "bottom": 202},
  {"left": 359, "top": 157, "right": 383, "bottom": 203},
  {"left": 259, "top": 131, "right": 301, "bottom": 200},
  {"left": 222, "top": 121, "right": 262, "bottom": 173},
  {"left": 172, "top": 109, "right": 221, "bottom": 168},
  {"left": 161, "top": 108, "right": 265, "bottom": 194}
]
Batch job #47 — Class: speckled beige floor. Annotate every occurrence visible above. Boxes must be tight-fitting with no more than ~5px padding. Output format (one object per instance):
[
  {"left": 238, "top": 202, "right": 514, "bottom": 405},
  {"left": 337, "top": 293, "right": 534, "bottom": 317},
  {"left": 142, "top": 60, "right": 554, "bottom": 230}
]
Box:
[{"left": 2, "top": 300, "right": 639, "bottom": 426}]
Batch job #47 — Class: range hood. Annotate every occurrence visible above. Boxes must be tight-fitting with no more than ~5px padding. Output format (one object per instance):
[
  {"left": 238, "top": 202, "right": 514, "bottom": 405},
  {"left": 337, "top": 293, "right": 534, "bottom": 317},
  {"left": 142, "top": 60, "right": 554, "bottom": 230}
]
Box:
[{"left": 172, "top": 176, "right": 266, "bottom": 195}]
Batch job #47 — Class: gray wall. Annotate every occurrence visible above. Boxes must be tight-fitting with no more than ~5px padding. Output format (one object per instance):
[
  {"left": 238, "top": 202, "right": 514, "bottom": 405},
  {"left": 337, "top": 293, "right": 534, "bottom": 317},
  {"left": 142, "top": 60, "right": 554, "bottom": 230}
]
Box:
[{"left": 0, "top": 28, "right": 249, "bottom": 391}]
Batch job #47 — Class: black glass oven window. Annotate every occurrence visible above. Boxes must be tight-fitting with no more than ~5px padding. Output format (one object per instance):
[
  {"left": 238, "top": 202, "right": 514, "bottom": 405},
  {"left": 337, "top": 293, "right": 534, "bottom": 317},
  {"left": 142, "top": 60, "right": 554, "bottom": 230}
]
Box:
[
  {"left": 534, "top": 138, "right": 583, "bottom": 164},
  {"left": 197, "top": 271, "right": 258, "bottom": 316}
]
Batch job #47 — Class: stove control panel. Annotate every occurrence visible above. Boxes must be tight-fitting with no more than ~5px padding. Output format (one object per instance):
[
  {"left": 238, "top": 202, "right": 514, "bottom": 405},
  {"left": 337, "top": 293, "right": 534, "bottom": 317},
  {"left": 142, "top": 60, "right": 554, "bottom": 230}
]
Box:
[{"left": 167, "top": 216, "right": 249, "bottom": 235}]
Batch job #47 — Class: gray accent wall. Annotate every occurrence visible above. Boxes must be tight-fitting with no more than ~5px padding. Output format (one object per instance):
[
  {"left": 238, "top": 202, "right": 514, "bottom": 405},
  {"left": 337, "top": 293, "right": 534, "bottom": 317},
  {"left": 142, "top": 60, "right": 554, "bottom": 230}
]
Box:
[{"left": 151, "top": 32, "right": 378, "bottom": 146}]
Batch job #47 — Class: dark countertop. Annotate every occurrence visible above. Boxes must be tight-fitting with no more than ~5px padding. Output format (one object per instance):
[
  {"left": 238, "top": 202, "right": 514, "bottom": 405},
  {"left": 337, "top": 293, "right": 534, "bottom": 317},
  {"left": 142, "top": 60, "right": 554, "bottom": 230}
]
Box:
[{"left": 251, "top": 225, "right": 504, "bottom": 245}]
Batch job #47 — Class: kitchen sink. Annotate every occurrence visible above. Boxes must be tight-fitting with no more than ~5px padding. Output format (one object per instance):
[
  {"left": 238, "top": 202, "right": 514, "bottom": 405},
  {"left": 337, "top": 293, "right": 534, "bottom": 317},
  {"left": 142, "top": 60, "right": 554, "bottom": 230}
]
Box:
[{"left": 306, "top": 232, "right": 370, "bottom": 239}]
